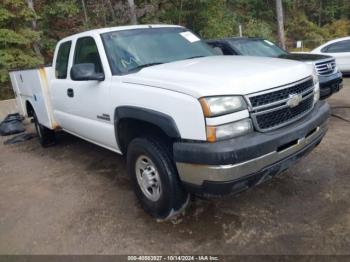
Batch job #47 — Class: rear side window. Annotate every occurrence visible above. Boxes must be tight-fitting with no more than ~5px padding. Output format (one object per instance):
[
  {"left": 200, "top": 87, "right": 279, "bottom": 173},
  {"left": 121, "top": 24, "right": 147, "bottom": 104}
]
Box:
[
  {"left": 322, "top": 40, "right": 350, "bottom": 53},
  {"left": 219, "top": 43, "right": 237, "bottom": 55},
  {"left": 74, "top": 37, "right": 103, "bottom": 73},
  {"left": 55, "top": 41, "right": 72, "bottom": 79},
  {"left": 208, "top": 42, "right": 232, "bottom": 55}
]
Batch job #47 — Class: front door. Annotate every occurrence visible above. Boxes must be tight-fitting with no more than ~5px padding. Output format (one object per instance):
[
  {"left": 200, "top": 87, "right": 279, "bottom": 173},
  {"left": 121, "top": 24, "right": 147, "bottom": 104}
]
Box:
[{"left": 51, "top": 36, "right": 118, "bottom": 151}]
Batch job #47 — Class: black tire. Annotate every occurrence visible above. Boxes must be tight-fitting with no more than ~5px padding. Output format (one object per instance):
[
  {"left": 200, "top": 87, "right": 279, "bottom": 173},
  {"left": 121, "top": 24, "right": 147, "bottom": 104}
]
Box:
[
  {"left": 127, "top": 137, "right": 189, "bottom": 219},
  {"left": 32, "top": 111, "right": 56, "bottom": 147}
]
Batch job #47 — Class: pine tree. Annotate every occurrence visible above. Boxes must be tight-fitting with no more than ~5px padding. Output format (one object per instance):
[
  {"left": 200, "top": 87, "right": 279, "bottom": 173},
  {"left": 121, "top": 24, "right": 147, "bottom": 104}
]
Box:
[
  {"left": 0, "top": 0, "right": 43, "bottom": 98},
  {"left": 38, "top": 0, "right": 82, "bottom": 62}
]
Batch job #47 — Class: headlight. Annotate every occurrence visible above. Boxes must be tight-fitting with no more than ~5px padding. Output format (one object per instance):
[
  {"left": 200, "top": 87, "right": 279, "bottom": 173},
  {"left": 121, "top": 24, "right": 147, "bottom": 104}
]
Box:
[
  {"left": 199, "top": 96, "right": 247, "bottom": 117},
  {"left": 206, "top": 118, "right": 253, "bottom": 142},
  {"left": 312, "top": 67, "right": 319, "bottom": 85}
]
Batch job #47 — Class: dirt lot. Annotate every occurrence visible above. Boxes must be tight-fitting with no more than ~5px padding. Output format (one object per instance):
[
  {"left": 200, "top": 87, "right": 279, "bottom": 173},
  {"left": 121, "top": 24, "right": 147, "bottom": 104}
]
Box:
[{"left": 1, "top": 79, "right": 350, "bottom": 255}]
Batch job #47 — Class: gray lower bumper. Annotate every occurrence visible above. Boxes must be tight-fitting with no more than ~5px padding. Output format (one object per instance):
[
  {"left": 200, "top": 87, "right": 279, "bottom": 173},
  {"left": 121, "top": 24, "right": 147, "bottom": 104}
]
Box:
[
  {"left": 176, "top": 123, "right": 326, "bottom": 186},
  {"left": 174, "top": 101, "right": 330, "bottom": 188}
]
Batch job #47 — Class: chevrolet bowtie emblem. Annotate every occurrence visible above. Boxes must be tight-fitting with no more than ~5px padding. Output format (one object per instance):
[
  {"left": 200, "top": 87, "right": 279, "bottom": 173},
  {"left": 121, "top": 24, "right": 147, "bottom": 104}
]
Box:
[{"left": 287, "top": 94, "right": 303, "bottom": 108}]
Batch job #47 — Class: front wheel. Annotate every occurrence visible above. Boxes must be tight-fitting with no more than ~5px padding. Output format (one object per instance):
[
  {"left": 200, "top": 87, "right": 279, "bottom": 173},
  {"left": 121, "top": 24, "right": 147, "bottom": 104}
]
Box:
[
  {"left": 32, "top": 111, "right": 56, "bottom": 147},
  {"left": 127, "top": 137, "right": 189, "bottom": 219}
]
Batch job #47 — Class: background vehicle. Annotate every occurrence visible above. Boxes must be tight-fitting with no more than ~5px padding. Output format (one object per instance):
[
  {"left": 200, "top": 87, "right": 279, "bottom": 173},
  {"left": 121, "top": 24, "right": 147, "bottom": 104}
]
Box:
[
  {"left": 9, "top": 25, "right": 329, "bottom": 219},
  {"left": 208, "top": 37, "right": 343, "bottom": 99},
  {"left": 311, "top": 36, "right": 350, "bottom": 74}
]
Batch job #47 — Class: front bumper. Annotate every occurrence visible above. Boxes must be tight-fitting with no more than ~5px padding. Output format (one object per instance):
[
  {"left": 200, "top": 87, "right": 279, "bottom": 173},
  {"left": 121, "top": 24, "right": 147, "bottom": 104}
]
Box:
[
  {"left": 319, "top": 71, "right": 343, "bottom": 99},
  {"left": 174, "top": 101, "right": 330, "bottom": 196}
]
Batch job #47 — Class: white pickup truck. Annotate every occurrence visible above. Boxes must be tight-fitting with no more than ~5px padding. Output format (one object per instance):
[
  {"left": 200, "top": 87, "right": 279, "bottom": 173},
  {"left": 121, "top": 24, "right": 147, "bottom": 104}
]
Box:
[{"left": 9, "top": 25, "right": 330, "bottom": 219}]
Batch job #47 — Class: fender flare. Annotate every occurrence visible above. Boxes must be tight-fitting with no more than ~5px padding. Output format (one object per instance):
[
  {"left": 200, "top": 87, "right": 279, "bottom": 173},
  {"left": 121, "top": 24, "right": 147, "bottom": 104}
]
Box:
[{"left": 114, "top": 106, "right": 181, "bottom": 146}]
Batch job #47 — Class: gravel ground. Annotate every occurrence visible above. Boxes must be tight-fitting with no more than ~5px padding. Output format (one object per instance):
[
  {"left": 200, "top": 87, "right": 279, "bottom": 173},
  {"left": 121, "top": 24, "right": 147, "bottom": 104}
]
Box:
[{"left": 0, "top": 79, "right": 350, "bottom": 255}]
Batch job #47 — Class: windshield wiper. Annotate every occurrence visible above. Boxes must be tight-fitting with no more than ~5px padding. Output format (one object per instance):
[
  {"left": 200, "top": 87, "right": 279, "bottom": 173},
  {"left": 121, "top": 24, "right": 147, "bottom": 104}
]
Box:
[
  {"left": 184, "top": 55, "right": 206, "bottom": 60},
  {"left": 129, "top": 62, "right": 164, "bottom": 72}
]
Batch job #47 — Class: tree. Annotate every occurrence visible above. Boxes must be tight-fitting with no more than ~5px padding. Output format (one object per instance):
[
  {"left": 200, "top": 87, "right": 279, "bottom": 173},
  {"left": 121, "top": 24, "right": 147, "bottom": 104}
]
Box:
[
  {"left": 276, "top": 0, "right": 286, "bottom": 49},
  {"left": 38, "top": 0, "right": 82, "bottom": 62},
  {"left": 81, "top": 0, "right": 88, "bottom": 26},
  {"left": 244, "top": 19, "right": 273, "bottom": 39},
  {"left": 199, "top": 0, "right": 236, "bottom": 39},
  {"left": 2, "top": 0, "right": 350, "bottom": 100},
  {"left": 106, "top": 0, "right": 117, "bottom": 22},
  {"left": 26, "top": 0, "right": 43, "bottom": 58},
  {"left": 0, "top": 0, "right": 43, "bottom": 99},
  {"left": 318, "top": 0, "right": 323, "bottom": 27},
  {"left": 128, "top": 0, "right": 138, "bottom": 25}
]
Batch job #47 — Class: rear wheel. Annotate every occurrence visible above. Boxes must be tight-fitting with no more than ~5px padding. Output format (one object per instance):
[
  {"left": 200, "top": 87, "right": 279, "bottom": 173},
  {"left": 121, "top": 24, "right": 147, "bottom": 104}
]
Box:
[
  {"left": 32, "top": 111, "right": 56, "bottom": 147},
  {"left": 127, "top": 137, "right": 189, "bottom": 219}
]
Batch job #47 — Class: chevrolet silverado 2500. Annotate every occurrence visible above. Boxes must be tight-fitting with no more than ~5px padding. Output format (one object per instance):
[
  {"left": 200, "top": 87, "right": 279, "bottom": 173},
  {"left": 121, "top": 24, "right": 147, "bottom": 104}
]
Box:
[{"left": 9, "top": 25, "right": 330, "bottom": 219}]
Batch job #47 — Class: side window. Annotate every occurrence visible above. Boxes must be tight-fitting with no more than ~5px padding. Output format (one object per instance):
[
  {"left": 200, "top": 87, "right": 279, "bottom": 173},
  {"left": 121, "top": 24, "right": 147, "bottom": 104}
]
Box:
[
  {"left": 210, "top": 42, "right": 236, "bottom": 55},
  {"left": 209, "top": 43, "right": 233, "bottom": 55},
  {"left": 209, "top": 43, "right": 224, "bottom": 55},
  {"left": 74, "top": 37, "right": 103, "bottom": 73},
  {"left": 55, "top": 41, "right": 72, "bottom": 79},
  {"left": 322, "top": 40, "right": 350, "bottom": 53},
  {"left": 221, "top": 44, "right": 236, "bottom": 55}
]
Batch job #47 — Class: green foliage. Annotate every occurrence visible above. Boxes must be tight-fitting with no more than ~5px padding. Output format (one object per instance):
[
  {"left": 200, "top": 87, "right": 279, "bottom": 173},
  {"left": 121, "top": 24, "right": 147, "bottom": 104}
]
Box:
[
  {"left": 243, "top": 19, "right": 274, "bottom": 39},
  {"left": 0, "top": 29, "right": 29, "bottom": 45},
  {"left": 42, "top": 0, "right": 80, "bottom": 17},
  {"left": 324, "top": 19, "right": 350, "bottom": 39},
  {"left": 1, "top": 0, "right": 350, "bottom": 100},
  {"left": 0, "top": 7, "right": 15, "bottom": 23},
  {"left": 137, "top": 0, "right": 237, "bottom": 39},
  {"left": 0, "top": 48, "right": 42, "bottom": 69},
  {"left": 38, "top": 0, "right": 83, "bottom": 62},
  {"left": 0, "top": 0, "right": 43, "bottom": 99},
  {"left": 199, "top": 0, "right": 237, "bottom": 39},
  {"left": 227, "top": 0, "right": 275, "bottom": 24},
  {"left": 286, "top": 13, "right": 326, "bottom": 47}
]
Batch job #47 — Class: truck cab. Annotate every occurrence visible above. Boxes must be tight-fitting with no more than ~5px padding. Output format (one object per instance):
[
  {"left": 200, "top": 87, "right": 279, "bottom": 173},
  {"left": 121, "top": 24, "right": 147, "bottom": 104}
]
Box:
[{"left": 10, "top": 25, "right": 330, "bottom": 219}]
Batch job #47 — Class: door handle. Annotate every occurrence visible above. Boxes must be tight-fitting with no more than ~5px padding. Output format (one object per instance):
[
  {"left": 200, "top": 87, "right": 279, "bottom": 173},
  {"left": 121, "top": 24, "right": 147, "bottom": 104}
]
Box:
[{"left": 67, "top": 88, "right": 74, "bottom": 98}]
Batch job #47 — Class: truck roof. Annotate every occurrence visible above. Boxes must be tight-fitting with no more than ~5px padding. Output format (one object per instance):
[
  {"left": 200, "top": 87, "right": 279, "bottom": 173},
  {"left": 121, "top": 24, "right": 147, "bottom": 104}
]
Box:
[{"left": 59, "top": 24, "right": 184, "bottom": 43}]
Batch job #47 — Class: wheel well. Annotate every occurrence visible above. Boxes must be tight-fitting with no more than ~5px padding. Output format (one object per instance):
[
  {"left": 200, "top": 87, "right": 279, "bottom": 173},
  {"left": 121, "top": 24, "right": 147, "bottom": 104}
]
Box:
[
  {"left": 117, "top": 118, "right": 174, "bottom": 154},
  {"left": 25, "top": 101, "right": 34, "bottom": 117}
]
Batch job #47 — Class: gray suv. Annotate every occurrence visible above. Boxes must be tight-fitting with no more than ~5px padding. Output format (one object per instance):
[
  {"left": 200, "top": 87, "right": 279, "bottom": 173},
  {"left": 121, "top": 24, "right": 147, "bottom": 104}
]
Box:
[{"left": 207, "top": 37, "right": 343, "bottom": 99}]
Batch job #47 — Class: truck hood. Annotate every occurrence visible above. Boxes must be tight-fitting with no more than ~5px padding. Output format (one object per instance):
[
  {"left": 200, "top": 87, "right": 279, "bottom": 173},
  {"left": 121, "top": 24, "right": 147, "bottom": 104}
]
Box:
[
  {"left": 279, "top": 53, "right": 332, "bottom": 62},
  {"left": 121, "top": 56, "right": 312, "bottom": 98}
]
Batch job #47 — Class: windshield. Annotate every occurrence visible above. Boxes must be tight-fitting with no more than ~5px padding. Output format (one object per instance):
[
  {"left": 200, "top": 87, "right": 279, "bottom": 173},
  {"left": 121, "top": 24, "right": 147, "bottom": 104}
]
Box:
[
  {"left": 101, "top": 27, "right": 215, "bottom": 75},
  {"left": 229, "top": 39, "right": 287, "bottom": 57}
]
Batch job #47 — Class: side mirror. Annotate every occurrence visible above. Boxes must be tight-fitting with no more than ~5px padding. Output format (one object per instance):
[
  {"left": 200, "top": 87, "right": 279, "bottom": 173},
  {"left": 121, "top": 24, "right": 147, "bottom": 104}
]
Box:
[
  {"left": 70, "top": 63, "right": 105, "bottom": 81},
  {"left": 213, "top": 47, "right": 224, "bottom": 55}
]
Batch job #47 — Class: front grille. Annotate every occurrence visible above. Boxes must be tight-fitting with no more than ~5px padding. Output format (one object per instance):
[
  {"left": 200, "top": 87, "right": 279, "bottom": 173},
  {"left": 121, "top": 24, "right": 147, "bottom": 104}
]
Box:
[
  {"left": 249, "top": 79, "right": 313, "bottom": 108},
  {"left": 255, "top": 95, "right": 314, "bottom": 130},
  {"left": 247, "top": 77, "right": 315, "bottom": 132},
  {"left": 315, "top": 59, "right": 336, "bottom": 76}
]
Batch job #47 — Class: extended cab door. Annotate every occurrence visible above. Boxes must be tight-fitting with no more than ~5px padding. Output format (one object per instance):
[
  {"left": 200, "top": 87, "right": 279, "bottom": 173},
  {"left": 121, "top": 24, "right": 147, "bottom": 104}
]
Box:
[{"left": 50, "top": 35, "right": 119, "bottom": 152}]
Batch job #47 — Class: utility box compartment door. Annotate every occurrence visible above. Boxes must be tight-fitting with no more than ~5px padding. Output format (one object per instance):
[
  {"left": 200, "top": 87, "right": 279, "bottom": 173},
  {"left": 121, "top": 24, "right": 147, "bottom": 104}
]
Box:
[{"left": 9, "top": 67, "right": 56, "bottom": 130}]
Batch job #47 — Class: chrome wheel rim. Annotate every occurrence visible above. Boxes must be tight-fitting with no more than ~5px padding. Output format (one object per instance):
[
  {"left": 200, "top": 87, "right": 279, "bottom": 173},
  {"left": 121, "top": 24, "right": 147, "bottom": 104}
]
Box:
[{"left": 135, "top": 155, "right": 162, "bottom": 202}]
